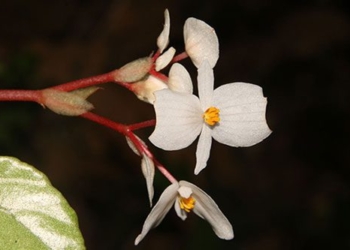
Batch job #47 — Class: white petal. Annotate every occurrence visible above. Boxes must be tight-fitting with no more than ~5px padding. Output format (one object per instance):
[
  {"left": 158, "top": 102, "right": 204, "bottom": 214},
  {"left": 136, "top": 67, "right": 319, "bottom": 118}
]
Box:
[
  {"left": 168, "top": 63, "right": 193, "bottom": 94},
  {"left": 194, "top": 124, "right": 212, "bottom": 175},
  {"left": 212, "top": 82, "right": 272, "bottom": 147},
  {"left": 155, "top": 47, "right": 176, "bottom": 71},
  {"left": 174, "top": 198, "right": 187, "bottom": 221},
  {"left": 179, "top": 181, "right": 234, "bottom": 240},
  {"left": 149, "top": 89, "right": 203, "bottom": 150},
  {"left": 141, "top": 155, "right": 155, "bottom": 207},
  {"left": 135, "top": 182, "right": 179, "bottom": 245},
  {"left": 156, "top": 9, "right": 170, "bottom": 53},
  {"left": 178, "top": 186, "right": 193, "bottom": 198},
  {"left": 198, "top": 60, "right": 214, "bottom": 109},
  {"left": 184, "top": 18, "right": 219, "bottom": 68}
]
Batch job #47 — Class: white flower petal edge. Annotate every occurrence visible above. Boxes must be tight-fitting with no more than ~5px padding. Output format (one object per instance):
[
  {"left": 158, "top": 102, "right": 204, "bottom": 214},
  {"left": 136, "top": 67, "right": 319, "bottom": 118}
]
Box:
[
  {"left": 157, "top": 9, "right": 170, "bottom": 53},
  {"left": 212, "top": 82, "right": 272, "bottom": 147},
  {"left": 180, "top": 181, "right": 234, "bottom": 240},
  {"left": 135, "top": 182, "right": 179, "bottom": 245},
  {"left": 135, "top": 181, "right": 233, "bottom": 245},
  {"left": 149, "top": 89, "right": 203, "bottom": 150},
  {"left": 168, "top": 63, "right": 193, "bottom": 94},
  {"left": 194, "top": 124, "right": 212, "bottom": 175},
  {"left": 184, "top": 18, "right": 219, "bottom": 68}
]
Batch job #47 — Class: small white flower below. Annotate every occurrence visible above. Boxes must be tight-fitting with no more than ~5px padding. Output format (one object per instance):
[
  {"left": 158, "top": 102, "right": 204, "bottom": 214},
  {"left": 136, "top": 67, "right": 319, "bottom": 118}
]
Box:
[{"left": 134, "top": 180, "right": 233, "bottom": 245}]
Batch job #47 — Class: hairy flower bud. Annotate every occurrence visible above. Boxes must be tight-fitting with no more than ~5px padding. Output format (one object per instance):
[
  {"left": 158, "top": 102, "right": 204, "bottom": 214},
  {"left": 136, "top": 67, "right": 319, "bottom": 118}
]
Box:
[
  {"left": 41, "top": 88, "right": 95, "bottom": 116},
  {"left": 71, "top": 86, "right": 99, "bottom": 99},
  {"left": 116, "top": 57, "right": 153, "bottom": 83}
]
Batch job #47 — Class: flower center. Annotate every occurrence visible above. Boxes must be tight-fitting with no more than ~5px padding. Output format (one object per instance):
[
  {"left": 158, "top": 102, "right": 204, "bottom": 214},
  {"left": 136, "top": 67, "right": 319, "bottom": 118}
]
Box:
[
  {"left": 203, "top": 106, "right": 220, "bottom": 126},
  {"left": 179, "top": 196, "right": 196, "bottom": 212}
]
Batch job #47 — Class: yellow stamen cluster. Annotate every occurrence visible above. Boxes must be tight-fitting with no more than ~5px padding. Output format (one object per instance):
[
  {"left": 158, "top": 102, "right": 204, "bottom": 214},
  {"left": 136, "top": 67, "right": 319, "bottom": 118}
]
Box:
[
  {"left": 203, "top": 106, "right": 220, "bottom": 126},
  {"left": 179, "top": 196, "right": 196, "bottom": 212}
]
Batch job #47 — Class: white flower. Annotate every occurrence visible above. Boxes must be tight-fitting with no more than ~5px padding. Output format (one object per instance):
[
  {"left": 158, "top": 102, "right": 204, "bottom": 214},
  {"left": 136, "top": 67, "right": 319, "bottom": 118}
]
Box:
[
  {"left": 134, "top": 180, "right": 233, "bottom": 245},
  {"left": 149, "top": 60, "right": 272, "bottom": 174}
]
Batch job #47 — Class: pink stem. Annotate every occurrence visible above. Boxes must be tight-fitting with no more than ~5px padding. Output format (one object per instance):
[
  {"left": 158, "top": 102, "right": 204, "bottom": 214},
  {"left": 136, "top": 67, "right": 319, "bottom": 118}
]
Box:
[
  {"left": 154, "top": 160, "right": 177, "bottom": 184},
  {"left": 149, "top": 69, "right": 168, "bottom": 83},
  {"left": 172, "top": 51, "right": 189, "bottom": 63}
]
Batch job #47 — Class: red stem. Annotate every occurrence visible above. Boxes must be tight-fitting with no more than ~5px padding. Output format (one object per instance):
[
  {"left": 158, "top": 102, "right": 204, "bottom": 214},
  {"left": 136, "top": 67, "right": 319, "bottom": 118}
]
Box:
[
  {"left": 0, "top": 90, "right": 43, "bottom": 103},
  {"left": 53, "top": 70, "right": 118, "bottom": 92},
  {"left": 128, "top": 120, "right": 156, "bottom": 131},
  {"left": 80, "top": 112, "right": 127, "bottom": 135}
]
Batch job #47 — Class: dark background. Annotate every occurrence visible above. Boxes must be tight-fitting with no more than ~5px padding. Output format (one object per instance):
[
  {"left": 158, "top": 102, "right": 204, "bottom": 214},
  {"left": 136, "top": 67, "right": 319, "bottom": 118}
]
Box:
[{"left": 1, "top": 0, "right": 349, "bottom": 249}]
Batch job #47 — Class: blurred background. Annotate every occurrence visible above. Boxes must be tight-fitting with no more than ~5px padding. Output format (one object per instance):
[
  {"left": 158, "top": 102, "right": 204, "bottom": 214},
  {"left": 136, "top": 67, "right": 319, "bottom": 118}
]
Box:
[{"left": 0, "top": 0, "right": 349, "bottom": 249}]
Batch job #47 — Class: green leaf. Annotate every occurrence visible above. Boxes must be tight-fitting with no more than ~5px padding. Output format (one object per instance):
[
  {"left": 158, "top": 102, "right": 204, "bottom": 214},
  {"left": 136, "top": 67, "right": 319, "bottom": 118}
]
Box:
[{"left": 0, "top": 156, "right": 85, "bottom": 250}]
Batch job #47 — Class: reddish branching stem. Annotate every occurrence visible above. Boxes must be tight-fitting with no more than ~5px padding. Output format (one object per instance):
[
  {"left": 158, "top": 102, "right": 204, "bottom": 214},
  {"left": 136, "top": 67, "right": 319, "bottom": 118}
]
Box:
[{"left": 0, "top": 60, "right": 177, "bottom": 183}]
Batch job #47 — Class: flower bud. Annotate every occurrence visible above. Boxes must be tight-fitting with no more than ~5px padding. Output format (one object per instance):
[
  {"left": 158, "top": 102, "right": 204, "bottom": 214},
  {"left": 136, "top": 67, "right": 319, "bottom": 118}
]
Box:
[
  {"left": 71, "top": 86, "right": 99, "bottom": 99},
  {"left": 115, "top": 57, "right": 153, "bottom": 83},
  {"left": 41, "top": 88, "right": 95, "bottom": 116}
]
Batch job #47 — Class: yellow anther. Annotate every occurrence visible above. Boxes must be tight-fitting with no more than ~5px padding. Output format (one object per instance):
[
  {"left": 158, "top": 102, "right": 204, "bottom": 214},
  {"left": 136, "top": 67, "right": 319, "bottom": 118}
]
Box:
[
  {"left": 179, "top": 196, "right": 196, "bottom": 212},
  {"left": 203, "top": 106, "right": 220, "bottom": 126}
]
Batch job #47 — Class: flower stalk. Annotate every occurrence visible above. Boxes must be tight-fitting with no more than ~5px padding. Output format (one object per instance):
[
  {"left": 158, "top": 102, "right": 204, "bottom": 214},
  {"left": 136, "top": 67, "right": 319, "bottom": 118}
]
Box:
[{"left": 0, "top": 89, "right": 43, "bottom": 103}]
